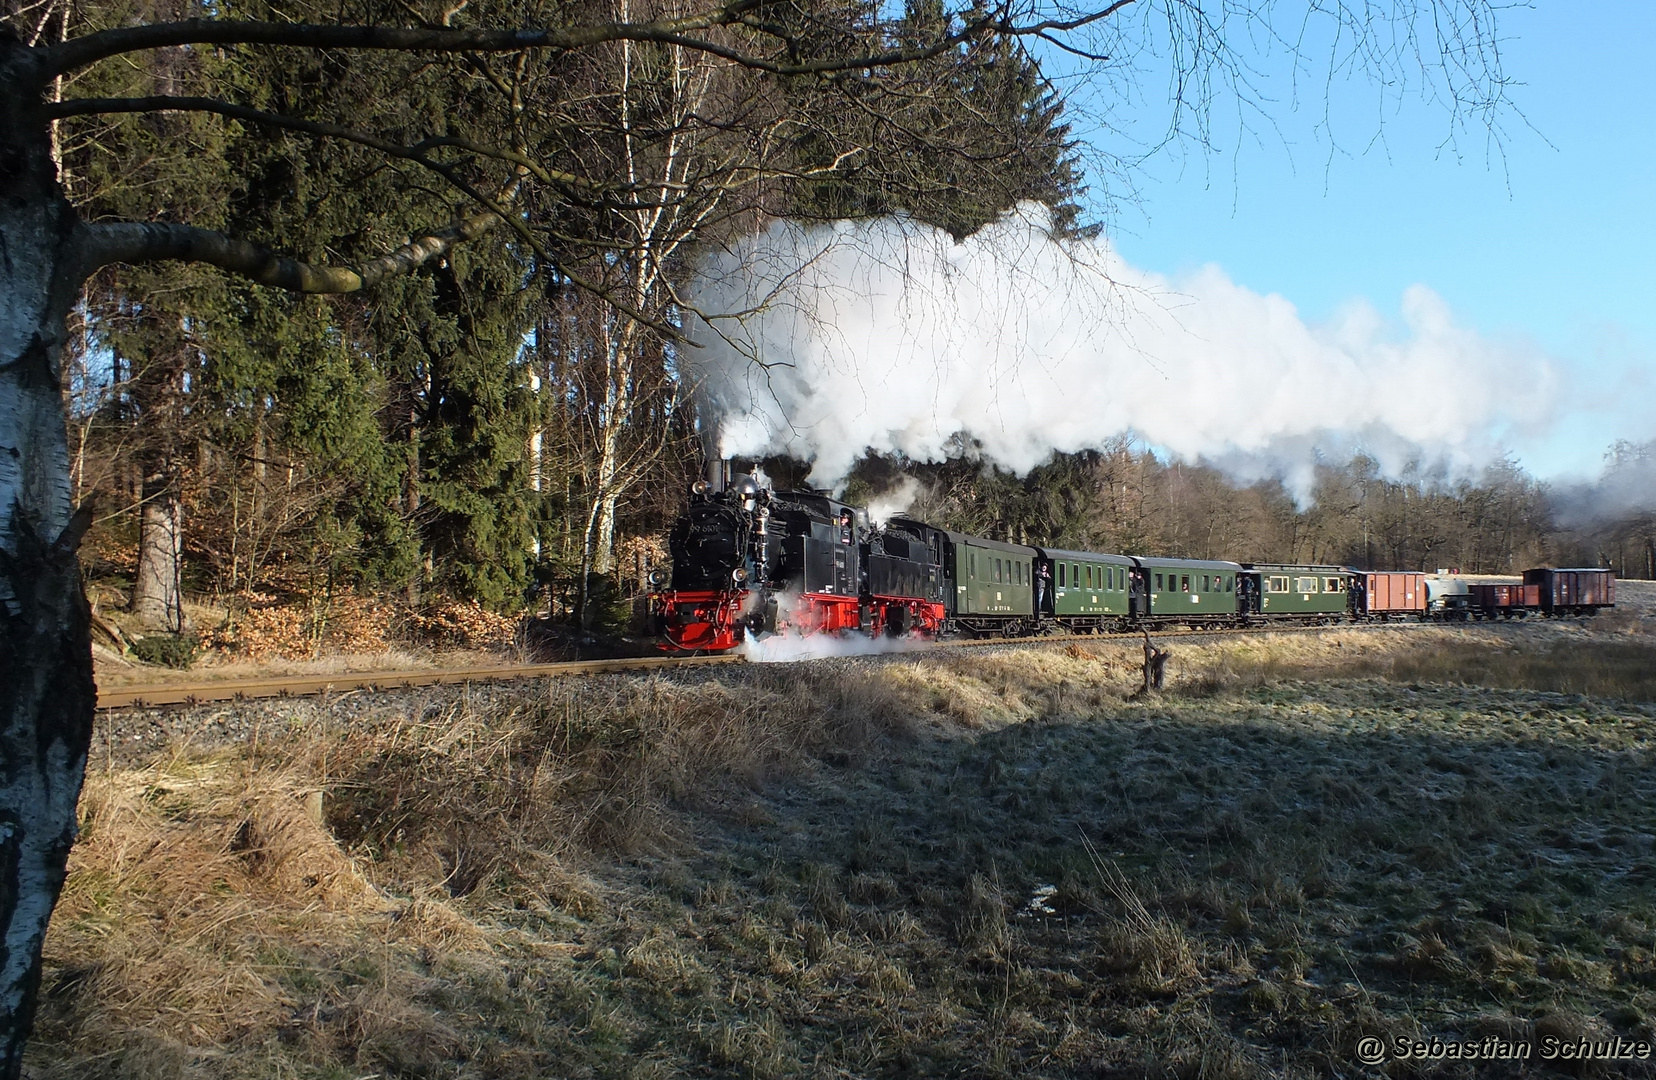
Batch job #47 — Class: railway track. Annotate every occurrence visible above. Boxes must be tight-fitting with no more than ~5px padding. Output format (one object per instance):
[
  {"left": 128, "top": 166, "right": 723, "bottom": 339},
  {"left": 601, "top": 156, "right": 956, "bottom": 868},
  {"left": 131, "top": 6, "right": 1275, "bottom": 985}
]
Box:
[
  {"left": 95, "top": 619, "right": 1430, "bottom": 711},
  {"left": 94, "top": 653, "right": 744, "bottom": 710}
]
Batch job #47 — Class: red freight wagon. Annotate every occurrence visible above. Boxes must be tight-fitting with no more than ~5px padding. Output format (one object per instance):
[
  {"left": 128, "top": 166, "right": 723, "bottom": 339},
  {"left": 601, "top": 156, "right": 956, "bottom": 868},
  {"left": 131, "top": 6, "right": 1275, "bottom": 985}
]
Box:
[
  {"left": 1363, "top": 572, "right": 1427, "bottom": 617},
  {"left": 1468, "top": 582, "right": 1536, "bottom": 618},
  {"left": 1521, "top": 567, "right": 1615, "bottom": 615}
]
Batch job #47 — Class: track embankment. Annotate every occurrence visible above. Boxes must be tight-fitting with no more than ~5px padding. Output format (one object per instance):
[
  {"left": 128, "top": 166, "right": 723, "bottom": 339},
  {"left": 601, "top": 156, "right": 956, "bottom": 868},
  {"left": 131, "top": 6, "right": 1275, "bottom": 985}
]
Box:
[{"left": 94, "top": 620, "right": 1435, "bottom": 711}]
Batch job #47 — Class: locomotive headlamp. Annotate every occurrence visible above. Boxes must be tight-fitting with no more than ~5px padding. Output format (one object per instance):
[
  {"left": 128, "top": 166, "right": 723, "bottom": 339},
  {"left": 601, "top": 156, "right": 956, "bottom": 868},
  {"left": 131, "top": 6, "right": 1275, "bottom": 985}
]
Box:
[
  {"left": 648, "top": 569, "right": 666, "bottom": 587},
  {"left": 732, "top": 567, "right": 748, "bottom": 583},
  {"left": 691, "top": 479, "right": 710, "bottom": 495}
]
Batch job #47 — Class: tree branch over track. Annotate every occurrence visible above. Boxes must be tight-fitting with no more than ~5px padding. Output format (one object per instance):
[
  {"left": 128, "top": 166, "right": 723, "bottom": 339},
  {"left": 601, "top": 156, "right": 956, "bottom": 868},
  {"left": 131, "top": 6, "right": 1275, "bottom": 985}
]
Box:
[
  {"left": 46, "top": 96, "right": 591, "bottom": 188},
  {"left": 79, "top": 201, "right": 505, "bottom": 293},
  {"left": 38, "top": 1, "right": 1140, "bottom": 80}
]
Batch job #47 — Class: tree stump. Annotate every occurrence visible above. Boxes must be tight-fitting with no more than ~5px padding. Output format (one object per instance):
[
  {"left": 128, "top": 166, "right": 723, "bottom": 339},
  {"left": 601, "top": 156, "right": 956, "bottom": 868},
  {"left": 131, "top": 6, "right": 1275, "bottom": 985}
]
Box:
[{"left": 1141, "top": 629, "right": 1171, "bottom": 694}]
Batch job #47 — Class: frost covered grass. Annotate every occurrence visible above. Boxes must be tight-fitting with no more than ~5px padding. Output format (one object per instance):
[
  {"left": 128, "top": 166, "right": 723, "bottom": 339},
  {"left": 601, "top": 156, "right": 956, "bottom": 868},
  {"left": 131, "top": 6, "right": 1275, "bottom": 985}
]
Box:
[{"left": 28, "top": 623, "right": 1656, "bottom": 1077}]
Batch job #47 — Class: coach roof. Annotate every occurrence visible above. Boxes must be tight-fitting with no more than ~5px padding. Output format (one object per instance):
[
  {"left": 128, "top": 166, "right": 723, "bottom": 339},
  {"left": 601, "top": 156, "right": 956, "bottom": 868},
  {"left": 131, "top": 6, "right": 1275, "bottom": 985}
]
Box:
[
  {"left": 1037, "top": 547, "right": 1134, "bottom": 564},
  {"left": 1132, "top": 556, "right": 1244, "bottom": 572}
]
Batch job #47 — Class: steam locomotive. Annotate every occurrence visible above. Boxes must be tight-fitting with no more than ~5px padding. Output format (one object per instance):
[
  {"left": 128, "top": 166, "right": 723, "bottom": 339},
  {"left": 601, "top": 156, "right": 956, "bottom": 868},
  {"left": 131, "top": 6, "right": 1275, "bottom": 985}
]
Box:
[{"left": 648, "top": 468, "right": 1616, "bottom": 651}]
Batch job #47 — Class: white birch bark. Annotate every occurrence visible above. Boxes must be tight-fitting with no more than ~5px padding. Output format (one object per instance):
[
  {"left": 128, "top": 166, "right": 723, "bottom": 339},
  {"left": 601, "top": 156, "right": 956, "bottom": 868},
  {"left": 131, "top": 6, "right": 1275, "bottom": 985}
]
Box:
[{"left": 0, "top": 42, "right": 99, "bottom": 1079}]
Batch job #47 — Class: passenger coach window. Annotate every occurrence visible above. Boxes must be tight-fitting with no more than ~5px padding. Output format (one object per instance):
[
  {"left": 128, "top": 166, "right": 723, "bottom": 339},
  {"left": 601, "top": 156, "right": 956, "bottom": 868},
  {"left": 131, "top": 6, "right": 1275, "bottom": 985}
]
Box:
[
  {"left": 1203, "top": 575, "right": 1210, "bottom": 591},
  {"left": 1225, "top": 576, "right": 1233, "bottom": 592},
  {"left": 1155, "top": 573, "right": 1163, "bottom": 590},
  {"left": 1058, "top": 564, "right": 1066, "bottom": 586},
  {"left": 1298, "top": 576, "right": 1318, "bottom": 592},
  {"left": 1181, "top": 575, "right": 1190, "bottom": 592}
]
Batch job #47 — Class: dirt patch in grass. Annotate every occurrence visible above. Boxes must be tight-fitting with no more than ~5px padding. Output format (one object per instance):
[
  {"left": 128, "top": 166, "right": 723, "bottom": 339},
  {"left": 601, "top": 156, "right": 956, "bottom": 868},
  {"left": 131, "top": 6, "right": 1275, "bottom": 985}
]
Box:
[{"left": 30, "top": 624, "right": 1656, "bottom": 1077}]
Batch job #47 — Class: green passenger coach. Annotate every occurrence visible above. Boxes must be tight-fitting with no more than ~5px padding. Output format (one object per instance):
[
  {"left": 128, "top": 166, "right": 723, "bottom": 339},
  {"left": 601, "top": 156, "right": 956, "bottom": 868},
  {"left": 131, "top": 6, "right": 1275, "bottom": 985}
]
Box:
[
  {"left": 943, "top": 530, "right": 1036, "bottom": 634},
  {"left": 1132, "top": 556, "right": 1244, "bottom": 620},
  {"left": 1241, "top": 564, "right": 1352, "bottom": 617},
  {"left": 1036, "top": 547, "right": 1134, "bottom": 629}
]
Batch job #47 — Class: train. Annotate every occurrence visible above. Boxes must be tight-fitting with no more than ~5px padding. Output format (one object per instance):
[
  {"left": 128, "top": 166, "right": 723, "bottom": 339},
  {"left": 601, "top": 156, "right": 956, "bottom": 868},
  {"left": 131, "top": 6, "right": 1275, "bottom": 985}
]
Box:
[{"left": 647, "top": 469, "right": 1616, "bottom": 651}]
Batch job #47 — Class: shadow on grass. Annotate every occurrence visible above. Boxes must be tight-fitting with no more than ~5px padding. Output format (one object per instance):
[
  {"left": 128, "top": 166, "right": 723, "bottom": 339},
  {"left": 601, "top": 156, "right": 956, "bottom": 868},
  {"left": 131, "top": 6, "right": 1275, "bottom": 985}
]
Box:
[{"left": 653, "top": 680, "right": 1656, "bottom": 1077}]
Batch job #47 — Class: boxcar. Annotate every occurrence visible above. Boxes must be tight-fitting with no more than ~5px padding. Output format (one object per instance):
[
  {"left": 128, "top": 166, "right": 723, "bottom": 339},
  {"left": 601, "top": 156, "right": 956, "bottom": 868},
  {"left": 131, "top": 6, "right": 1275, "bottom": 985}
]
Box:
[
  {"left": 1361, "top": 571, "right": 1427, "bottom": 618},
  {"left": 1467, "top": 582, "right": 1539, "bottom": 619},
  {"left": 1133, "top": 557, "right": 1243, "bottom": 620},
  {"left": 1522, "top": 567, "right": 1615, "bottom": 615},
  {"left": 1036, "top": 547, "right": 1134, "bottom": 630},
  {"left": 942, "top": 530, "right": 1036, "bottom": 634},
  {"left": 1245, "top": 564, "right": 1352, "bottom": 618}
]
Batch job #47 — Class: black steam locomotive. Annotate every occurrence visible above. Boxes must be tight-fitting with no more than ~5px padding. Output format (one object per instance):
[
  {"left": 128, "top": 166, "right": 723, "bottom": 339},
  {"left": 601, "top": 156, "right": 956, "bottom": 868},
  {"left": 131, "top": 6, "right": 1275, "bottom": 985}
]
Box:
[{"left": 652, "top": 471, "right": 945, "bottom": 650}]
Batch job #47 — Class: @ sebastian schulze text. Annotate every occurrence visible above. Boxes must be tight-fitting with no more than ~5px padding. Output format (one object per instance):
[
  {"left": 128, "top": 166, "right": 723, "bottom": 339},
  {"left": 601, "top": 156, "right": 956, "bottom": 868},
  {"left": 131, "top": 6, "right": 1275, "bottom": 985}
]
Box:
[{"left": 1354, "top": 1034, "right": 1654, "bottom": 1064}]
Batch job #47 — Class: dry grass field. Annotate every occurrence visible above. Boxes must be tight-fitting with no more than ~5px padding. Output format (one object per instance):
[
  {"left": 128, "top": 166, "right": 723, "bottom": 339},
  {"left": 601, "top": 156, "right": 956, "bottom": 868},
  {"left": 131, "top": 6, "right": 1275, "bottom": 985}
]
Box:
[{"left": 27, "top": 612, "right": 1656, "bottom": 1078}]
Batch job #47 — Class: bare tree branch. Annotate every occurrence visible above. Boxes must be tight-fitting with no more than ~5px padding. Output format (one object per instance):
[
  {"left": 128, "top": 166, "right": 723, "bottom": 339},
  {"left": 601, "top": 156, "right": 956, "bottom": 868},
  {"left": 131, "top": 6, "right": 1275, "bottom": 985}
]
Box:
[
  {"left": 39, "top": 2, "right": 1140, "bottom": 81},
  {"left": 46, "top": 95, "right": 592, "bottom": 188},
  {"left": 40, "top": 9, "right": 747, "bottom": 75},
  {"left": 79, "top": 200, "right": 504, "bottom": 292}
]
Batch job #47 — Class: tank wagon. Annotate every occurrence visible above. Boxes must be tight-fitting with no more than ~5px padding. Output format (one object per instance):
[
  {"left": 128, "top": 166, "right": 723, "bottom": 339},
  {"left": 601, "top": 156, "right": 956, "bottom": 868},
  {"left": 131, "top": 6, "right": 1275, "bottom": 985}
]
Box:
[{"left": 650, "top": 471, "right": 1616, "bottom": 650}]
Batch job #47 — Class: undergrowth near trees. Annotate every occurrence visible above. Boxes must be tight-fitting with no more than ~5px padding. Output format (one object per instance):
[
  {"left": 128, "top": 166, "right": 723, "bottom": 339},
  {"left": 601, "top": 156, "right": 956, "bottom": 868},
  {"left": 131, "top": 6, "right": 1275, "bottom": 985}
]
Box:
[{"left": 27, "top": 626, "right": 1656, "bottom": 1078}]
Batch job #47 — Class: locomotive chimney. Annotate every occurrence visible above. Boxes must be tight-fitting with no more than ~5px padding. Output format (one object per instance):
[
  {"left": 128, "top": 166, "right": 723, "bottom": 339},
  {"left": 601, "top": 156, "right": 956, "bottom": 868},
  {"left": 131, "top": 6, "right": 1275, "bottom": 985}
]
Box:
[{"left": 705, "top": 457, "right": 724, "bottom": 493}]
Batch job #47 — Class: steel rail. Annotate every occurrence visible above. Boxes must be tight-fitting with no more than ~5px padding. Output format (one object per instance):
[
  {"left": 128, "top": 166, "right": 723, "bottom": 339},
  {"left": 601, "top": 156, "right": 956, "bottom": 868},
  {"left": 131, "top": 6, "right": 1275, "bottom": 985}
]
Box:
[
  {"left": 95, "top": 619, "right": 1436, "bottom": 711},
  {"left": 95, "top": 652, "right": 743, "bottom": 710}
]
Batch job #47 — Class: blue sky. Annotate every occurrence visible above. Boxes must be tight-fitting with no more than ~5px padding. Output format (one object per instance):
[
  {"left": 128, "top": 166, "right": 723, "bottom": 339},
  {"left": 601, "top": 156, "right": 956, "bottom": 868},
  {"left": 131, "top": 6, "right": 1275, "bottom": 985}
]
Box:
[{"left": 1062, "top": 0, "right": 1655, "bottom": 481}]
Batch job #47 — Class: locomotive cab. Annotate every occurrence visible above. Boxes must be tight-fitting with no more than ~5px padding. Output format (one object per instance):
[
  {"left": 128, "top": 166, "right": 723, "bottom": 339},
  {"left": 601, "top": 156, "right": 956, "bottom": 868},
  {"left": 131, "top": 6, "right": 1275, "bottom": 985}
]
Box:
[{"left": 653, "top": 477, "right": 879, "bottom": 650}]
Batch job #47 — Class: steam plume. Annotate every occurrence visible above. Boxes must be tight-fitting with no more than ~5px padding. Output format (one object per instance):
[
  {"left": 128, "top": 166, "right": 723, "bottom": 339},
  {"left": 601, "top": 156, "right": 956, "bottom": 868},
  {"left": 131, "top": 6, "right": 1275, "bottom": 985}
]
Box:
[{"left": 685, "top": 204, "right": 1559, "bottom": 500}]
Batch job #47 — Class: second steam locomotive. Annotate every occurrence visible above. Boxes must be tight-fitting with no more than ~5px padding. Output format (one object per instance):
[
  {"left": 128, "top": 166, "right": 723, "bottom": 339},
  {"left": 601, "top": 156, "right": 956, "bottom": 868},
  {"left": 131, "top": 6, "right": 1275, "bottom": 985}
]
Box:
[{"left": 649, "top": 467, "right": 1615, "bottom": 652}]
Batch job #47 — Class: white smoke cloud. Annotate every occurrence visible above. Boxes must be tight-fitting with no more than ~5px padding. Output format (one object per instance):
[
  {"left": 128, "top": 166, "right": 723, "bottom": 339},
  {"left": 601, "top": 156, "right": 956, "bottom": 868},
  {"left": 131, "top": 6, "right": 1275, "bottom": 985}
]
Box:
[
  {"left": 684, "top": 204, "right": 1560, "bottom": 500},
  {"left": 1551, "top": 439, "right": 1656, "bottom": 526},
  {"left": 865, "top": 476, "right": 922, "bottom": 524}
]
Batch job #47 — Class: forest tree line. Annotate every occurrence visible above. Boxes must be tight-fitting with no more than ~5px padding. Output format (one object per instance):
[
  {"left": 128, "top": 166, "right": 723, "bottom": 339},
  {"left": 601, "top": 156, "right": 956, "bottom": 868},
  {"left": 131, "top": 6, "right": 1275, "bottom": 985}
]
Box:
[
  {"left": 842, "top": 439, "right": 1656, "bottom": 579},
  {"left": 42, "top": 0, "right": 1651, "bottom": 644}
]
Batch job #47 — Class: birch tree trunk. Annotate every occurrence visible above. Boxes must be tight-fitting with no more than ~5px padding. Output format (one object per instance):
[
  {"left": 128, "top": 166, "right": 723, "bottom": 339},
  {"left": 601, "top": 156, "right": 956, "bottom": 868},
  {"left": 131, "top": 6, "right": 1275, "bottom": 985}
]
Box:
[
  {"left": 0, "top": 41, "right": 99, "bottom": 1079},
  {"left": 131, "top": 472, "right": 186, "bottom": 630}
]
